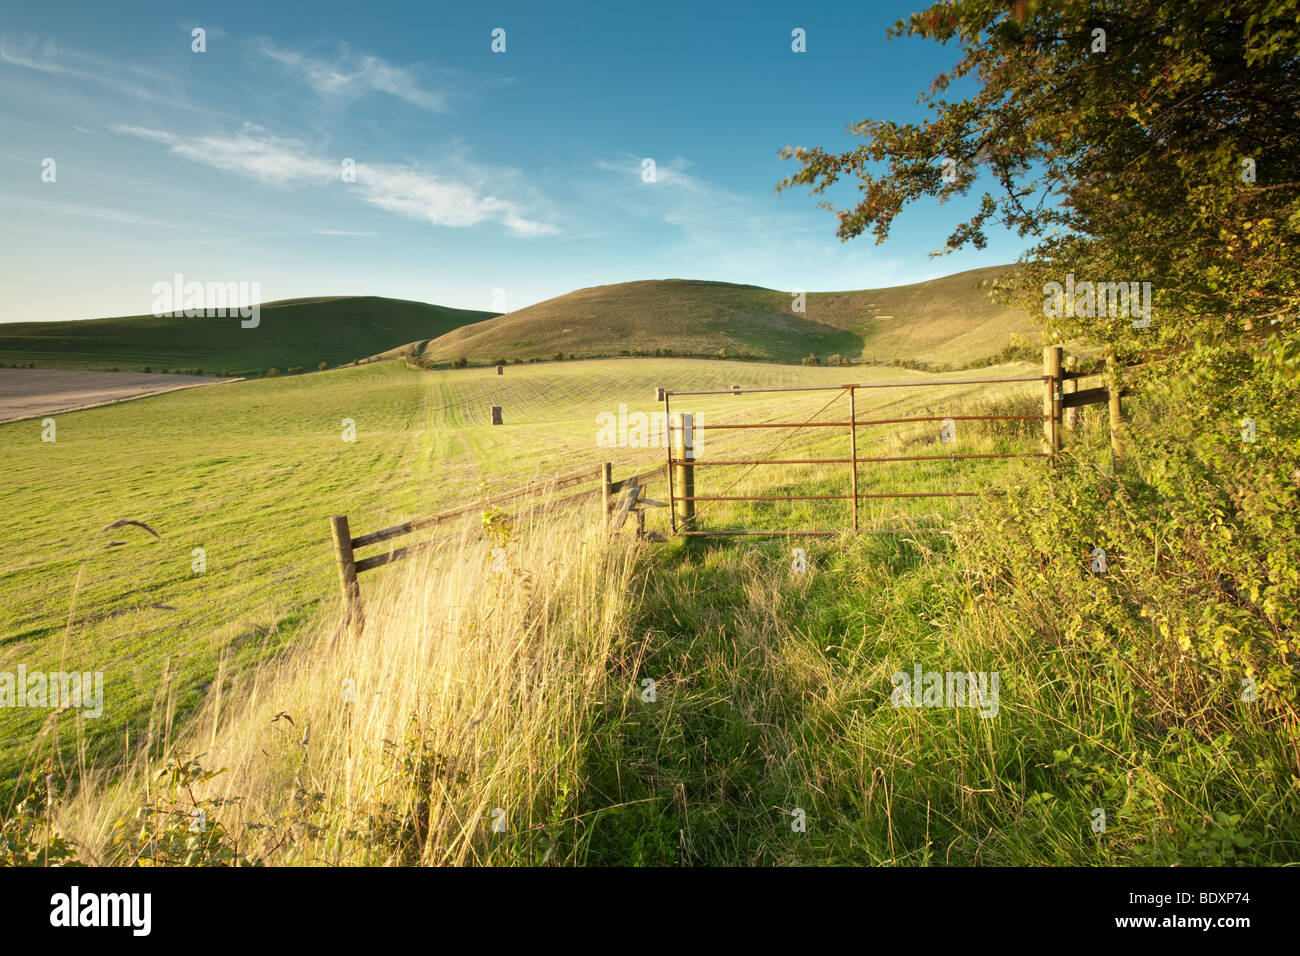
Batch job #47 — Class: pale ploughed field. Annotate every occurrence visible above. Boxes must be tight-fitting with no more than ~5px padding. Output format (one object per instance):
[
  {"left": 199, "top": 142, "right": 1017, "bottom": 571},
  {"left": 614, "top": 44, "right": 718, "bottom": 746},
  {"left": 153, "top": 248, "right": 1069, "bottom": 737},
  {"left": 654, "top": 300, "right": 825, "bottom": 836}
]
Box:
[{"left": 0, "top": 368, "right": 239, "bottom": 423}]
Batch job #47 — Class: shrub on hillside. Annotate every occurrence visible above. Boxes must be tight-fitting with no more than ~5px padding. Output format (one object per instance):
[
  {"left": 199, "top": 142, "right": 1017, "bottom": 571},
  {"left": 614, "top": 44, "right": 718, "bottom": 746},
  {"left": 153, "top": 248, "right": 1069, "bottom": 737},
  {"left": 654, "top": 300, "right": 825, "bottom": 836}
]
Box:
[{"left": 965, "top": 333, "right": 1041, "bottom": 370}]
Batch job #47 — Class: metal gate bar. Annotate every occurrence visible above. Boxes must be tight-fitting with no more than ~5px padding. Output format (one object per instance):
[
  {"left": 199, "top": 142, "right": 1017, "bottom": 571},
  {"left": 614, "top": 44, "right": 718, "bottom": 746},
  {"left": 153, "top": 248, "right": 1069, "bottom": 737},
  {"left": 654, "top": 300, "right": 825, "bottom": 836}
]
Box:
[{"left": 665, "top": 375, "right": 1045, "bottom": 397}]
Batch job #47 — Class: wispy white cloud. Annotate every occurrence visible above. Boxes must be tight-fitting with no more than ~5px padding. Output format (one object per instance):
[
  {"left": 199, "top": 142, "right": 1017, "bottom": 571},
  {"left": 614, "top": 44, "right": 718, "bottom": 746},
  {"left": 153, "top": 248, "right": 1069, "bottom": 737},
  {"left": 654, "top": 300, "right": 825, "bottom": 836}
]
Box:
[
  {"left": 0, "top": 35, "right": 216, "bottom": 114},
  {"left": 254, "top": 39, "right": 449, "bottom": 112},
  {"left": 0, "top": 195, "right": 201, "bottom": 231},
  {"left": 587, "top": 154, "right": 909, "bottom": 289},
  {"left": 356, "top": 163, "right": 557, "bottom": 236},
  {"left": 592, "top": 154, "right": 783, "bottom": 242},
  {"left": 113, "top": 126, "right": 179, "bottom": 145},
  {"left": 115, "top": 124, "right": 556, "bottom": 237},
  {"left": 172, "top": 128, "right": 338, "bottom": 186}
]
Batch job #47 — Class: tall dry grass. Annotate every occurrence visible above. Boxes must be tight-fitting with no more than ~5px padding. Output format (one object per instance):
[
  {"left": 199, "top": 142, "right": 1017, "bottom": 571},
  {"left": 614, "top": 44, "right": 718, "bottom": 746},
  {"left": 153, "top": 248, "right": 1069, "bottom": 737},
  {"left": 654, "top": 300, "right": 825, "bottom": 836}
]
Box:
[{"left": 58, "top": 506, "right": 645, "bottom": 865}]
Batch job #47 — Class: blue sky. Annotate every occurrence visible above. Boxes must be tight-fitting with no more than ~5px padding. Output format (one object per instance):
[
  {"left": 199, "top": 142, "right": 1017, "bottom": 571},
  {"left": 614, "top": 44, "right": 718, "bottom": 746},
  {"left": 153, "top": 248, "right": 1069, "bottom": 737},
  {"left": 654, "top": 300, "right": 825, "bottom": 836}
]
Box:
[{"left": 0, "top": 0, "right": 1032, "bottom": 323}]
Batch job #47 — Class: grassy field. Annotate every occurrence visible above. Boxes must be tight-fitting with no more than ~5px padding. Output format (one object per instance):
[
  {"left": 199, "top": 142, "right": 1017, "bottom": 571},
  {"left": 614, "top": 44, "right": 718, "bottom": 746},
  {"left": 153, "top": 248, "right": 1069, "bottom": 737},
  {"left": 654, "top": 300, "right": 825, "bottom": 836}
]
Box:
[
  {"left": 391, "top": 265, "right": 1037, "bottom": 368},
  {"left": 0, "top": 356, "right": 1043, "bottom": 787},
  {"left": 9, "top": 354, "right": 1291, "bottom": 867},
  {"left": 0, "top": 296, "right": 495, "bottom": 376}
]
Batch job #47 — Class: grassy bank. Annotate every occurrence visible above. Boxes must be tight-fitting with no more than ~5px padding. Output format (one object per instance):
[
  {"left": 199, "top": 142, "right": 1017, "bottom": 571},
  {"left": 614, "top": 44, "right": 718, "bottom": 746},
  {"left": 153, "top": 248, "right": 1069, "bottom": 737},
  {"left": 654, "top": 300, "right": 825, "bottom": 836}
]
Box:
[{"left": 20, "top": 462, "right": 1294, "bottom": 865}]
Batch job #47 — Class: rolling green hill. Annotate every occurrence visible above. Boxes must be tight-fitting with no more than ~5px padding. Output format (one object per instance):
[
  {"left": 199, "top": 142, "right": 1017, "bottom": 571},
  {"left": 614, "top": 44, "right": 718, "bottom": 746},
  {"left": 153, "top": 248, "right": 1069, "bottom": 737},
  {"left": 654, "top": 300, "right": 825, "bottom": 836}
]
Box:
[
  {"left": 399, "top": 264, "right": 1038, "bottom": 368},
  {"left": 0, "top": 296, "right": 497, "bottom": 376},
  {"left": 0, "top": 266, "right": 1039, "bottom": 376}
]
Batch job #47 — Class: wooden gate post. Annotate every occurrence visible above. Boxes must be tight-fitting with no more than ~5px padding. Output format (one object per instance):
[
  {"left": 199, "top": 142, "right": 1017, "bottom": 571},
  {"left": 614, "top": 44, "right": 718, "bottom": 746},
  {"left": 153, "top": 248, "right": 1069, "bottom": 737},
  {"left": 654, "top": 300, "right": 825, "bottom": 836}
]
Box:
[
  {"left": 672, "top": 412, "right": 696, "bottom": 531},
  {"left": 330, "top": 514, "right": 363, "bottom": 631},
  {"left": 1106, "top": 346, "right": 1126, "bottom": 470},
  {"left": 600, "top": 462, "right": 613, "bottom": 527},
  {"left": 1043, "top": 346, "right": 1062, "bottom": 456}
]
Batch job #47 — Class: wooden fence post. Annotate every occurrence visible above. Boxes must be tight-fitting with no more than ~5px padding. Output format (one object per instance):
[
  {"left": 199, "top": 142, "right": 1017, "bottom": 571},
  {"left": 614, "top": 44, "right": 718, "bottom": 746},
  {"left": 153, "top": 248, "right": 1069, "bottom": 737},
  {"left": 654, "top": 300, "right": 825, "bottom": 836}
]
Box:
[
  {"left": 673, "top": 412, "right": 695, "bottom": 530},
  {"left": 497, "top": 364, "right": 503, "bottom": 375},
  {"left": 600, "top": 462, "right": 613, "bottom": 527},
  {"left": 491, "top": 405, "right": 503, "bottom": 425},
  {"left": 1043, "top": 346, "right": 1062, "bottom": 456},
  {"left": 330, "top": 514, "right": 363, "bottom": 631},
  {"left": 1106, "top": 346, "right": 1126, "bottom": 470}
]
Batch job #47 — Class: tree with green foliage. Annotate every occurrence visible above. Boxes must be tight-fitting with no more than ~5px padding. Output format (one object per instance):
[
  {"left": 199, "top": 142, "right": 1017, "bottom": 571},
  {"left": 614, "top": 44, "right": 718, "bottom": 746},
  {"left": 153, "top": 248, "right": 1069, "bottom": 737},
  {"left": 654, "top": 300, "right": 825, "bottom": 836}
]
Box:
[{"left": 781, "top": 0, "right": 1298, "bottom": 349}]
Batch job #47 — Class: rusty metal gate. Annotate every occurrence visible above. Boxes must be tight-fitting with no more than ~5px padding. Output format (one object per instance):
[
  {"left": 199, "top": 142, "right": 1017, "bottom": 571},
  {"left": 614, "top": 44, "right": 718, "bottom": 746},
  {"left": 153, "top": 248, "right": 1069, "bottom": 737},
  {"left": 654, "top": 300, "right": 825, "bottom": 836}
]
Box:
[{"left": 661, "top": 358, "right": 1061, "bottom": 537}]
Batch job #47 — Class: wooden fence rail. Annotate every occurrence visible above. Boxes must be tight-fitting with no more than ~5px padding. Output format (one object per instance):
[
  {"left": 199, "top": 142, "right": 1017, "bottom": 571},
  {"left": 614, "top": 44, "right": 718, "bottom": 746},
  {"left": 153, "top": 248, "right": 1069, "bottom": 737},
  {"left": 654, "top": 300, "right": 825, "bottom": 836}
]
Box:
[{"left": 329, "top": 461, "right": 665, "bottom": 628}]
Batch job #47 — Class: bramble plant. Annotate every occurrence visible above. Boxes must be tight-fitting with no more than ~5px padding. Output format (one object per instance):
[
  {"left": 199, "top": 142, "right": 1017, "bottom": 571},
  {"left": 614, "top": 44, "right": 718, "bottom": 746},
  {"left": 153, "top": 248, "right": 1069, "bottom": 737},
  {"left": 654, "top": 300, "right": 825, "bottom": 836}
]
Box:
[
  {"left": 0, "top": 769, "right": 82, "bottom": 867},
  {"left": 120, "top": 751, "right": 252, "bottom": 867},
  {"left": 481, "top": 505, "right": 513, "bottom": 552}
]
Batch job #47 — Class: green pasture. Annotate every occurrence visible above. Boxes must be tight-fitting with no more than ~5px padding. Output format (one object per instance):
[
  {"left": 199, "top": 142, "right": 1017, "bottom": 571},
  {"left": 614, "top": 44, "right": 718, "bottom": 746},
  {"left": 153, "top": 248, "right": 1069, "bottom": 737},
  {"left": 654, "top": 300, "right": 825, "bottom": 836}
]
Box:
[{"left": 0, "top": 357, "right": 1041, "bottom": 783}]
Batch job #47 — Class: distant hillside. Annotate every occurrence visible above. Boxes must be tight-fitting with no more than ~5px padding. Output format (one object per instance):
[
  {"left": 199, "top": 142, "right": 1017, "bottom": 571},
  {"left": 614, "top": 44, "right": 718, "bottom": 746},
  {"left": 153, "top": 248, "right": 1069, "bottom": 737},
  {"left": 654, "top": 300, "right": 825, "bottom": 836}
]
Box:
[
  {"left": 399, "top": 265, "right": 1038, "bottom": 368},
  {"left": 0, "top": 296, "right": 497, "bottom": 376}
]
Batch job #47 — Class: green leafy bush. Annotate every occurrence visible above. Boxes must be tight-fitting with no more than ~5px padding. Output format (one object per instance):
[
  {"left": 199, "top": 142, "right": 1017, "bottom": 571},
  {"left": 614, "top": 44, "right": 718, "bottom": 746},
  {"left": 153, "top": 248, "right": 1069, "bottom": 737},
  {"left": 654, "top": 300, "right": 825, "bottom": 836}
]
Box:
[{"left": 0, "top": 770, "right": 82, "bottom": 867}]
